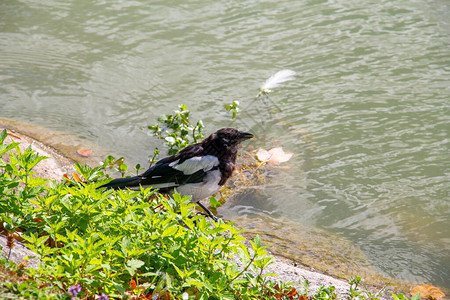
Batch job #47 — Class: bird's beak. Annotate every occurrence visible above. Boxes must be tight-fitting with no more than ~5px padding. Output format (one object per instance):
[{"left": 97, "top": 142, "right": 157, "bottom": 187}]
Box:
[{"left": 239, "top": 131, "right": 254, "bottom": 141}]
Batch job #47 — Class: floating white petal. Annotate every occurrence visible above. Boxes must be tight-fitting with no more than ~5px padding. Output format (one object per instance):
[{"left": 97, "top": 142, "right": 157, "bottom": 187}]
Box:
[{"left": 256, "top": 147, "right": 293, "bottom": 164}]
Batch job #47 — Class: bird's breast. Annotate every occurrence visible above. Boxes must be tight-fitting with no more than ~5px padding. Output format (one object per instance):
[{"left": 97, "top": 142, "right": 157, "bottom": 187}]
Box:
[{"left": 175, "top": 169, "right": 222, "bottom": 202}]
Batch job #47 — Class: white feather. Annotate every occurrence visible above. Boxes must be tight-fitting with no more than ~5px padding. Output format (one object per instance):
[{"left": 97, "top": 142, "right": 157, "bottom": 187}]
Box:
[
  {"left": 260, "top": 69, "right": 296, "bottom": 91},
  {"left": 169, "top": 155, "right": 219, "bottom": 175}
]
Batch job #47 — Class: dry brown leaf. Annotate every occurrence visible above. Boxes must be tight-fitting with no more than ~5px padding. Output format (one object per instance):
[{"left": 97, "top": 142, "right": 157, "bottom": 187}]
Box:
[
  {"left": 129, "top": 279, "right": 137, "bottom": 290},
  {"left": 287, "top": 287, "right": 297, "bottom": 298},
  {"left": 72, "top": 172, "right": 82, "bottom": 182},
  {"left": 76, "top": 148, "right": 92, "bottom": 157},
  {"left": 410, "top": 283, "right": 445, "bottom": 300},
  {"left": 7, "top": 132, "right": 22, "bottom": 140},
  {"left": 256, "top": 147, "right": 293, "bottom": 164}
]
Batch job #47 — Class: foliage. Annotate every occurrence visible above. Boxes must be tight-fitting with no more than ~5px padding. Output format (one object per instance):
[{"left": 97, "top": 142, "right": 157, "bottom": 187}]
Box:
[
  {"left": 392, "top": 294, "right": 420, "bottom": 300},
  {"left": 0, "top": 257, "right": 62, "bottom": 299},
  {"left": 0, "top": 129, "right": 283, "bottom": 299},
  {"left": 224, "top": 100, "right": 240, "bottom": 120},
  {"left": 147, "top": 104, "right": 205, "bottom": 156}
]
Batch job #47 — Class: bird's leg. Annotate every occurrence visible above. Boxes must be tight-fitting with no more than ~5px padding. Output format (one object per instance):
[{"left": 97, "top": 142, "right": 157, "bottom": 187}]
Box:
[{"left": 196, "top": 201, "right": 218, "bottom": 222}]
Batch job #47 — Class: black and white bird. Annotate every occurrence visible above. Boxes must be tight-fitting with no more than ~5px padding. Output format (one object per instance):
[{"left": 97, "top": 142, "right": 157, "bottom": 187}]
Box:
[{"left": 100, "top": 128, "right": 253, "bottom": 214}]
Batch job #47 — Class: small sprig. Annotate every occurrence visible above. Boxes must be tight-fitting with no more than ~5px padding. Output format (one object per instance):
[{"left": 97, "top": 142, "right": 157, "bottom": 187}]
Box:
[
  {"left": 224, "top": 100, "right": 240, "bottom": 119},
  {"left": 147, "top": 104, "right": 204, "bottom": 156}
]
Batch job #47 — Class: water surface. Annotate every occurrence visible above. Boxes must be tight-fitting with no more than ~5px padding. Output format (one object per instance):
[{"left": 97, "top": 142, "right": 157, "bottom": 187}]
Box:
[{"left": 1, "top": 0, "right": 449, "bottom": 288}]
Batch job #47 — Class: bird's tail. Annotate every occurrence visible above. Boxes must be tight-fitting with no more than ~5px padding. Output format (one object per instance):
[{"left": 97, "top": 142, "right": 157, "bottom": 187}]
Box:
[{"left": 99, "top": 176, "right": 141, "bottom": 190}]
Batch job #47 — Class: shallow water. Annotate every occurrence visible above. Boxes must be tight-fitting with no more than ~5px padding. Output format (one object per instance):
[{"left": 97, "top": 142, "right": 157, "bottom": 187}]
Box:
[{"left": 1, "top": 0, "right": 449, "bottom": 288}]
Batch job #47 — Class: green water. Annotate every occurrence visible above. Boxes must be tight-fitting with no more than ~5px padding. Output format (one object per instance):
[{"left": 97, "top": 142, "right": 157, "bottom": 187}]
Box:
[{"left": 1, "top": 0, "right": 449, "bottom": 288}]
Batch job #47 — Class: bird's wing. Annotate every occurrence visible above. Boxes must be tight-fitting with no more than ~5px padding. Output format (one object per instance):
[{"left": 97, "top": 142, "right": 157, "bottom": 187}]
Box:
[
  {"left": 169, "top": 155, "right": 219, "bottom": 175},
  {"left": 139, "top": 145, "right": 219, "bottom": 188}
]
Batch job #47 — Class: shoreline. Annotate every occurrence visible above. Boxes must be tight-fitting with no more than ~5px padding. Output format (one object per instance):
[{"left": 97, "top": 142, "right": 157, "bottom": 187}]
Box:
[{"left": 0, "top": 122, "right": 410, "bottom": 299}]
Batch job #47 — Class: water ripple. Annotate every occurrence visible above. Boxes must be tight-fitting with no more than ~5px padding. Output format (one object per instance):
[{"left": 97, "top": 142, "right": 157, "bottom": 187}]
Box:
[{"left": 1, "top": 0, "right": 449, "bottom": 288}]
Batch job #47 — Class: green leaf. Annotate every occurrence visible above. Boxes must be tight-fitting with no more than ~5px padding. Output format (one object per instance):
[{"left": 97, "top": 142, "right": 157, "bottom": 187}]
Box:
[
  {"left": 127, "top": 259, "right": 145, "bottom": 269},
  {"left": 253, "top": 235, "right": 262, "bottom": 248},
  {"left": 209, "top": 197, "right": 221, "bottom": 208},
  {"left": 0, "top": 140, "right": 18, "bottom": 158},
  {"left": 126, "top": 259, "right": 145, "bottom": 276},
  {"left": 186, "top": 279, "right": 204, "bottom": 288},
  {"left": 121, "top": 237, "right": 130, "bottom": 256},
  {"left": 162, "top": 225, "right": 178, "bottom": 237},
  {"left": 165, "top": 136, "right": 176, "bottom": 144},
  {"left": 411, "top": 293, "right": 421, "bottom": 300},
  {"left": 0, "top": 129, "right": 7, "bottom": 143}
]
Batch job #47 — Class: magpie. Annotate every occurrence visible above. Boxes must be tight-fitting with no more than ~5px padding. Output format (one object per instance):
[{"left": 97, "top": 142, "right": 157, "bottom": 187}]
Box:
[{"left": 99, "top": 128, "right": 253, "bottom": 217}]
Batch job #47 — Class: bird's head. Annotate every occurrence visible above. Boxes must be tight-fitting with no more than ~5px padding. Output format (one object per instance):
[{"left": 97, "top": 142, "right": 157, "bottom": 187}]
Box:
[{"left": 212, "top": 128, "right": 254, "bottom": 147}]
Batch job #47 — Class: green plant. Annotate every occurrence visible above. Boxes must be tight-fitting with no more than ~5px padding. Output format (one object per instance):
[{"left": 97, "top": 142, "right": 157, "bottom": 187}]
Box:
[
  {"left": 392, "top": 293, "right": 421, "bottom": 300},
  {"left": 313, "top": 284, "right": 337, "bottom": 299},
  {"left": 224, "top": 100, "right": 240, "bottom": 119},
  {"left": 0, "top": 256, "right": 63, "bottom": 300},
  {"left": 147, "top": 104, "right": 204, "bottom": 156},
  {"left": 0, "top": 132, "right": 289, "bottom": 299},
  {"left": 1, "top": 130, "right": 47, "bottom": 238}
]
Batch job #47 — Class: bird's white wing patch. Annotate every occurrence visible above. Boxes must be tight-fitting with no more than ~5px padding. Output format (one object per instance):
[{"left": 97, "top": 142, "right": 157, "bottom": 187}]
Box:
[{"left": 169, "top": 155, "right": 219, "bottom": 175}]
